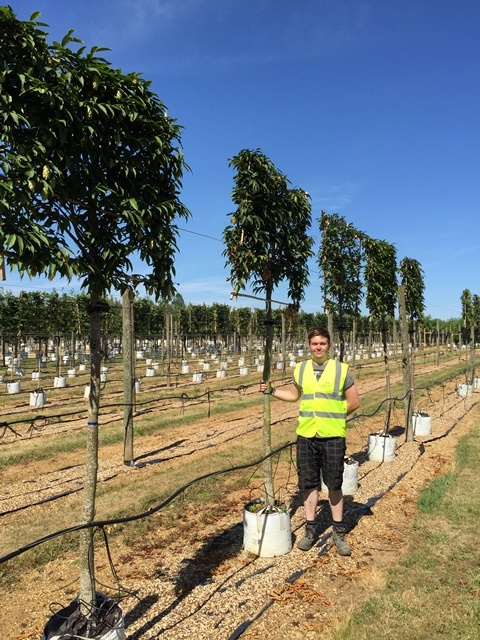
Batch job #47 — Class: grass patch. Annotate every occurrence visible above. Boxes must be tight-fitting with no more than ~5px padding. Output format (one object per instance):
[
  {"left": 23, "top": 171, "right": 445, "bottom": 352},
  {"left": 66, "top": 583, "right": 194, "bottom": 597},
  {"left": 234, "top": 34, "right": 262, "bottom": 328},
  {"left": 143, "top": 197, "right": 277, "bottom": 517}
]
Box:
[{"left": 330, "top": 421, "right": 480, "bottom": 640}]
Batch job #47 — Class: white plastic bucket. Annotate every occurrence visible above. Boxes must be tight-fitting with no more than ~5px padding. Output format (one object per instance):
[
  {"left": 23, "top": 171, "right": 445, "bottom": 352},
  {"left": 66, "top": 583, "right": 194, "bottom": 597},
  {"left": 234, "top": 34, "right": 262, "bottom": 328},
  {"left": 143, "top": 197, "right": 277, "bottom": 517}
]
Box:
[
  {"left": 203, "top": 362, "right": 211, "bottom": 371},
  {"left": 79, "top": 363, "right": 87, "bottom": 371},
  {"left": 181, "top": 364, "right": 190, "bottom": 374},
  {"left": 457, "top": 384, "right": 473, "bottom": 397},
  {"left": 30, "top": 390, "right": 46, "bottom": 407},
  {"left": 146, "top": 368, "right": 155, "bottom": 377},
  {"left": 32, "top": 371, "right": 42, "bottom": 380},
  {"left": 6, "top": 381, "right": 21, "bottom": 394},
  {"left": 100, "top": 372, "right": 108, "bottom": 382},
  {"left": 216, "top": 369, "right": 226, "bottom": 378},
  {"left": 474, "top": 377, "right": 480, "bottom": 390},
  {"left": 192, "top": 372, "right": 203, "bottom": 383},
  {"left": 54, "top": 376, "right": 67, "bottom": 388},
  {"left": 367, "top": 433, "right": 397, "bottom": 462},
  {"left": 84, "top": 385, "right": 91, "bottom": 399},
  {"left": 239, "top": 366, "right": 249, "bottom": 376},
  {"left": 412, "top": 413, "right": 432, "bottom": 436},
  {"left": 243, "top": 501, "right": 292, "bottom": 557},
  {"left": 135, "top": 379, "right": 142, "bottom": 392},
  {"left": 67, "top": 368, "right": 76, "bottom": 378}
]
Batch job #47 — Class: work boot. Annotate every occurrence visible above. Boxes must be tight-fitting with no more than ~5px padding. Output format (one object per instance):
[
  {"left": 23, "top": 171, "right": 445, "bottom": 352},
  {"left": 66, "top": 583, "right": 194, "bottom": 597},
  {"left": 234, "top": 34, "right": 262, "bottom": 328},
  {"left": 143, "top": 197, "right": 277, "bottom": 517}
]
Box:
[
  {"left": 297, "top": 523, "right": 316, "bottom": 551},
  {"left": 332, "top": 527, "right": 351, "bottom": 556}
]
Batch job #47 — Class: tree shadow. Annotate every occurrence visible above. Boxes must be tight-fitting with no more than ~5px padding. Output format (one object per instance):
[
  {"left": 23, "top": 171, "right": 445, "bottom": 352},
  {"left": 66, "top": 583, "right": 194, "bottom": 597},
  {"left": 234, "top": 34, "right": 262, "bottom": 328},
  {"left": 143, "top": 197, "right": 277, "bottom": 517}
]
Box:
[{"left": 125, "top": 521, "right": 246, "bottom": 638}]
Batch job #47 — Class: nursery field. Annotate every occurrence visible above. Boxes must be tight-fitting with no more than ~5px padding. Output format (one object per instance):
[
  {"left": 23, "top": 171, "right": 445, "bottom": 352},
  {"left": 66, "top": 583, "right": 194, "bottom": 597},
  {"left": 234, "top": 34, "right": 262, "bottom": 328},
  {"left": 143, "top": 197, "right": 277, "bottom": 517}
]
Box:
[{"left": 0, "top": 348, "right": 478, "bottom": 639}]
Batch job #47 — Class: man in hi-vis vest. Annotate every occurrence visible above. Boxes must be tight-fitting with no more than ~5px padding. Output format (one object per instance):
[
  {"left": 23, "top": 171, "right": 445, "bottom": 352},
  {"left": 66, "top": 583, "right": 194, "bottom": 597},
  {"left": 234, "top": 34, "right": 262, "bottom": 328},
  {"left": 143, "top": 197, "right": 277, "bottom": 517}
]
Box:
[{"left": 260, "top": 328, "right": 360, "bottom": 555}]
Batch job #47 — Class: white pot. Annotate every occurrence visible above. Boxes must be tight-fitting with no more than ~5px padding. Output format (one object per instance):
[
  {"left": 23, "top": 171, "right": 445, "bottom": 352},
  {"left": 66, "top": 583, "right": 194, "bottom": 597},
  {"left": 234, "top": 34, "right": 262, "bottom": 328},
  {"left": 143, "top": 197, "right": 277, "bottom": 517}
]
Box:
[
  {"left": 243, "top": 500, "right": 292, "bottom": 557},
  {"left": 30, "top": 390, "right": 46, "bottom": 407},
  {"left": 412, "top": 413, "right": 432, "bottom": 436},
  {"left": 367, "top": 433, "right": 397, "bottom": 462},
  {"left": 457, "top": 384, "right": 473, "bottom": 398}
]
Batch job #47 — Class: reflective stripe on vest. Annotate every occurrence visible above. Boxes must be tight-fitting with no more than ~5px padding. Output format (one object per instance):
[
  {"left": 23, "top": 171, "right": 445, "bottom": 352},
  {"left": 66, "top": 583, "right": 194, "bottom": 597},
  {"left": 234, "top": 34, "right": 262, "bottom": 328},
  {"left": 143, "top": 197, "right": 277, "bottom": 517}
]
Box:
[{"left": 294, "top": 359, "right": 348, "bottom": 438}]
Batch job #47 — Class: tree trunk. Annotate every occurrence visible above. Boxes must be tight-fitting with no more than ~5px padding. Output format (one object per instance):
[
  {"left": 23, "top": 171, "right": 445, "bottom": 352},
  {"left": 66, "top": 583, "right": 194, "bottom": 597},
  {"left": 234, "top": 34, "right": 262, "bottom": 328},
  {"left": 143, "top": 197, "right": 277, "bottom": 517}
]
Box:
[
  {"left": 79, "top": 290, "right": 103, "bottom": 615},
  {"left": 123, "top": 288, "right": 135, "bottom": 465},
  {"left": 470, "top": 325, "right": 475, "bottom": 384},
  {"left": 436, "top": 318, "right": 441, "bottom": 367},
  {"left": 281, "top": 312, "right": 286, "bottom": 377},
  {"left": 398, "top": 285, "right": 414, "bottom": 442},
  {"left": 381, "top": 316, "right": 392, "bottom": 433},
  {"left": 327, "top": 311, "right": 334, "bottom": 359},
  {"left": 262, "top": 290, "right": 275, "bottom": 507}
]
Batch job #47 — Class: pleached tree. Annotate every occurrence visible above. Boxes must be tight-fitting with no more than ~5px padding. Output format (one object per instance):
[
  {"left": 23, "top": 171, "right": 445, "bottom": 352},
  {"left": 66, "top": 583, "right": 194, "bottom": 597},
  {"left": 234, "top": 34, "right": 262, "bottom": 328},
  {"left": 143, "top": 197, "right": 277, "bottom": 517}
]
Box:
[
  {"left": 0, "top": 7, "right": 190, "bottom": 625},
  {"left": 223, "top": 148, "right": 314, "bottom": 507}
]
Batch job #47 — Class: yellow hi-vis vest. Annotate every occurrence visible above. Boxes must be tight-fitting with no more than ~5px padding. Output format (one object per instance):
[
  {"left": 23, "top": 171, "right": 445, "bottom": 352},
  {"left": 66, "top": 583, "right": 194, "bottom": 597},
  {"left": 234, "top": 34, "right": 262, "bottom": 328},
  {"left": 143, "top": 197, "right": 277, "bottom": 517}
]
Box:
[{"left": 293, "top": 358, "right": 349, "bottom": 438}]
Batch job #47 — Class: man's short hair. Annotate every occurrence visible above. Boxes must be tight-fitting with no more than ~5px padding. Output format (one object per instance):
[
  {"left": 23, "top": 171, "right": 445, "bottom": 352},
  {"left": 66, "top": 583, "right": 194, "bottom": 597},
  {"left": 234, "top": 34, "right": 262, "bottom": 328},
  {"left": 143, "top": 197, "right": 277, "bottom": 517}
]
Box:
[{"left": 307, "top": 328, "right": 331, "bottom": 345}]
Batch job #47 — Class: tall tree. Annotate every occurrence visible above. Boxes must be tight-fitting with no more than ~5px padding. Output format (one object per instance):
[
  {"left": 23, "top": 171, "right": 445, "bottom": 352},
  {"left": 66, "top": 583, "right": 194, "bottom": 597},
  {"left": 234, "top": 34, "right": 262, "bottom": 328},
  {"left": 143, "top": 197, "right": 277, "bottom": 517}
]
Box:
[
  {"left": 399, "top": 257, "right": 426, "bottom": 345},
  {"left": 223, "top": 148, "right": 314, "bottom": 507},
  {"left": 318, "top": 212, "right": 363, "bottom": 362},
  {"left": 363, "top": 237, "right": 398, "bottom": 431},
  {"left": 399, "top": 257, "right": 425, "bottom": 439},
  {"left": 461, "top": 288, "right": 478, "bottom": 384},
  {"left": 0, "top": 8, "right": 190, "bottom": 619}
]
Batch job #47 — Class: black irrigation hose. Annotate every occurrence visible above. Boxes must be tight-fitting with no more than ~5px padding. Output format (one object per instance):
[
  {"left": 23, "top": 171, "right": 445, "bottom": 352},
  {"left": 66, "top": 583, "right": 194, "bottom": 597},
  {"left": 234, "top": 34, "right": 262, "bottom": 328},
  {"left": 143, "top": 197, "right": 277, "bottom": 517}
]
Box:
[
  {"left": 347, "top": 389, "right": 411, "bottom": 422},
  {"left": 0, "top": 441, "right": 294, "bottom": 565},
  {"left": 0, "top": 382, "right": 260, "bottom": 439}
]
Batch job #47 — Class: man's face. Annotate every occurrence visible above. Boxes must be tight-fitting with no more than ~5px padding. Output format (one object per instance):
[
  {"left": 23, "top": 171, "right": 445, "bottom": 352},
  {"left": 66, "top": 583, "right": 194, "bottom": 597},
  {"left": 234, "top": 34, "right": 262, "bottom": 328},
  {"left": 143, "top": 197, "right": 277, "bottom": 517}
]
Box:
[{"left": 309, "top": 335, "right": 330, "bottom": 362}]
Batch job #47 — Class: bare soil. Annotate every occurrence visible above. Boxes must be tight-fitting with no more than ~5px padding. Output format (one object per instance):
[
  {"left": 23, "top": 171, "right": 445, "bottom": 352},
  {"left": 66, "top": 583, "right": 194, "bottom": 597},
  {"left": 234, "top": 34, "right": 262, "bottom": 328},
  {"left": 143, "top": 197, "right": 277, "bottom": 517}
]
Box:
[{"left": 0, "top": 355, "right": 478, "bottom": 640}]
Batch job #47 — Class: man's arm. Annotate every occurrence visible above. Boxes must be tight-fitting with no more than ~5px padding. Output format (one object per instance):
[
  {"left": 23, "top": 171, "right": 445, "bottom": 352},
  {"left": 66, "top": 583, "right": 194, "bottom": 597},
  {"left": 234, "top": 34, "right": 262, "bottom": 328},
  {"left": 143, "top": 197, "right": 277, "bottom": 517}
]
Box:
[
  {"left": 345, "top": 384, "right": 360, "bottom": 415},
  {"left": 271, "top": 381, "right": 301, "bottom": 402}
]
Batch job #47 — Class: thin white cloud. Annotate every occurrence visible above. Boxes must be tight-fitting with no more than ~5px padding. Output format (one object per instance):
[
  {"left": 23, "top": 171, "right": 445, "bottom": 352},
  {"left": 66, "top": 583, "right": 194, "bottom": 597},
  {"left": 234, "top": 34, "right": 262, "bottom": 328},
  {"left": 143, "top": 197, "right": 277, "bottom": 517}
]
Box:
[
  {"left": 80, "top": 0, "right": 375, "bottom": 73},
  {"left": 308, "top": 181, "right": 364, "bottom": 211}
]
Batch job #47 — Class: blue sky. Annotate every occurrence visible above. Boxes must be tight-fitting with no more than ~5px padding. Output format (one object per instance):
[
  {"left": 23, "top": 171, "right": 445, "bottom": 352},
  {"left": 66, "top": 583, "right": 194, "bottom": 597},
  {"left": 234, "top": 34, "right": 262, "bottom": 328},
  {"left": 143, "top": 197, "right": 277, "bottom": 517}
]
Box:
[{"left": 3, "top": 0, "right": 479, "bottom": 320}]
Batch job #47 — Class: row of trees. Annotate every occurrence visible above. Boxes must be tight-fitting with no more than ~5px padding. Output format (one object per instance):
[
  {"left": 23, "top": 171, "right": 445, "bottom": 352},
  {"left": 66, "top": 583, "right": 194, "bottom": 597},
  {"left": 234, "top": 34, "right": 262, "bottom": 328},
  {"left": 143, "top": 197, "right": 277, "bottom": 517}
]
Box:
[{"left": 0, "top": 288, "right": 474, "bottom": 348}]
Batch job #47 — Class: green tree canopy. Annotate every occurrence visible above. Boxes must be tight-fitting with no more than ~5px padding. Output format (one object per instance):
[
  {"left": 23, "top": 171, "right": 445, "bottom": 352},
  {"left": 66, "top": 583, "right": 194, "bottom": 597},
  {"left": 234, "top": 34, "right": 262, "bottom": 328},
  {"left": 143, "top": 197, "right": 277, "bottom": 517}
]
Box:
[
  {"left": 399, "top": 257, "right": 425, "bottom": 323},
  {"left": 363, "top": 237, "right": 398, "bottom": 319},
  {"left": 223, "top": 148, "right": 314, "bottom": 306},
  {"left": 0, "top": 6, "right": 190, "bottom": 297}
]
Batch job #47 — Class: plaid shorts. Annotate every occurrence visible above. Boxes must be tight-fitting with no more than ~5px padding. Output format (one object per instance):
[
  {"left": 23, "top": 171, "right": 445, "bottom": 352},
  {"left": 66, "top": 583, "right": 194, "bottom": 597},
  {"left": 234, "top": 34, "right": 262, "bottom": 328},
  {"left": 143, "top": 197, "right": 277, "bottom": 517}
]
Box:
[{"left": 296, "top": 435, "right": 346, "bottom": 492}]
